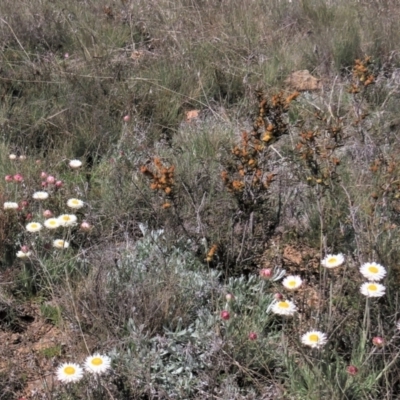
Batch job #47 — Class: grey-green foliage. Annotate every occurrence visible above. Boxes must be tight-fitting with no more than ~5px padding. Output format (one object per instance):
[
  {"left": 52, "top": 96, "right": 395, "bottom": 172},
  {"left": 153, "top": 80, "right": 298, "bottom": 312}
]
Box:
[
  {"left": 110, "top": 223, "right": 220, "bottom": 297},
  {"left": 107, "top": 228, "right": 281, "bottom": 397},
  {"left": 105, "top": 223, "right": 220, "bottom": 335},
  {"left": 110, "top": 304, "right": 220, "bottom": 398}
]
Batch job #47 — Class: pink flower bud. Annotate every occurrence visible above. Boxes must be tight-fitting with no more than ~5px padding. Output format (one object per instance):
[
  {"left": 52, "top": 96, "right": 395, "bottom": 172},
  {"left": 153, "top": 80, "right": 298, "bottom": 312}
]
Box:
[
  {"left": 40, "top": 172, "right": 47, "bottom": 179},
  {"left": 80, "top": 221, "right": 92, "bottom": 232},
  {"left": 46, "top": 175, "right": 55, "bottom": 184},
  {"left": 21, "top": 245, "right": 29, "bottom": 253},
  {"left": 43, "top": 210, "right": 53, "bottom": 218},
  {"left": 20, "top": 200, "right": 29, "bottom": 208},
  {"left": 5, "top": 175, "right": 13, "bottom": 182},
  {"left": 13, "top": 173, "right": 23, "bottom": 182},
  {"left": 225, "top": 293, "right": 234, "bottom": 302},
  {"left": 274, "top": 293, "right": 284, "bottom": 301},
  {"left": 259, "top": 268, "right": 272, "bottom": 279},
  {"left": 64, "top": 53, "right": 69, "bottom": 59},
  {"left": 123, "top": 115, "right": 130, "bottom": 122},
  {"left": 19, "top": 155, "right": 26, "bottom": 161},
  {"left": 248, "top": 332, "right": 258, "bottom": 341},
  {"left": 25, "top": 213, "right": 32, "bottom": 221},
  {"left": 220, "top": 310, "right": 230, "bottom": 321},
  {"left": 41, "top": 181, "right": 48, "bottom": 188},
  {"left": 346, "top": 365, "right": 358, "bottom": 376},
  {"left": 55, "top": 180, "right": 63, "bottom": 188},
  {"left": 35, "top": 160, "right": 41, "bottom": 165},
  {"left": 372, "top": 336, "right": 385, "bottom": 347}
]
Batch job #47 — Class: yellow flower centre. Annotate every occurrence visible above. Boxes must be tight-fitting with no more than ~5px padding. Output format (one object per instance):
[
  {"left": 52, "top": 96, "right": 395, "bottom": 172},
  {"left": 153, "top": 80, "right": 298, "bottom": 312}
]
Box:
[
  {"left": 309, "top": 334, "right": 319, "bottom": 342},
  {"left": 91, "top": 357, "right": 103, "bottom": 366},
  {"left": 49, "top": 221, "right": 57, "bottom": 225},
  {"left": 279, "top": 301, "right": 289, "bottom": 309},
  {"left": 31, "top": 224, "right": 38, "bottom": 229},
  {"left": 64, "top": 366, "right": 76, "bottom": 375},
  {"left": 328, "top": 257, "right": 337, "bottom": 264},
  {"left": 368, "top": 284, "right": 377, "bottom": 291},
  {"left": 288, "top": 281, "right": 296, "bottom": 287},
  {"left": 72, "top": 200, "right": 79, "bottom": 204},
  {"left": 62, "top": 216, "right": 71, "bottom": 221},
  {"left": 368, "top": 266, "right": 379, "bottom": 274}
]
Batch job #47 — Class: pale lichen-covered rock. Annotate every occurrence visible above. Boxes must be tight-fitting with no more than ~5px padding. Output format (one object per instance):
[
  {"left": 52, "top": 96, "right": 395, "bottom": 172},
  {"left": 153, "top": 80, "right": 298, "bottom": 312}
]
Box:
[{"left": 285, "top": 70, "right": 322, "bottom": 91}]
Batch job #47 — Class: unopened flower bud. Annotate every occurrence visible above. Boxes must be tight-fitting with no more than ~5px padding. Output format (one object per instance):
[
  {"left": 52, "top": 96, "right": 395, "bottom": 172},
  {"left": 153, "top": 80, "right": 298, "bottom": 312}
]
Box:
[
  {"left": 46, "top": 175, "right": 55, "bottom": 184},
  {"left": 5, "top": 175, "right": 13, "bottom": 182},
  {"left": 346, "top": 365, "right": 358, "bottom": 376},
  {"left": 20, "top": 200, "right": 29, "bottom": 208},
  {"left": 259, "top": 268, "right": 272, "bottom": 279},
  {"left": 21, "top": 245, "right": 29, "bottom": 253},
  {"left": 43, "top": 210, "right": 53, "bottom": 218},
  {"left": 248, "top": 332, "right": 258, "bottom": 341},
  {"left": 80, "top": 221, "right": 92, "bottom": 232},
  {"left": 13, "top": 174, "right": 23, "bottom": 182},
  {"left": 220, "top": 310, "right": 230, "bottom": 321},
  {"left": 372, "top": 336, "right": 385, "bottom": 347},
  {"left": 55, "top": 180, "right": 63, "bottom": 188},
  {"left": 225, "top": 293, "right": 234, "bottom": 302},
  {"left": 40, "top": 172, "right": 47, "bottom": 179},
  {"left": 274, "top": 292, "right": 284, "bottom": 301}
]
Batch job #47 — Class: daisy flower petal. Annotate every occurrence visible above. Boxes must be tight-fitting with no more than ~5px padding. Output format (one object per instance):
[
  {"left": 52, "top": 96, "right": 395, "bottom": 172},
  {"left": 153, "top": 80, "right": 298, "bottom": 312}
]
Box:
[
  {"left": 301, "top": 330, "right": 328, "bottom": 349},
  {"left": 26, "top": 222, "right": 43, "bottom": 233},
  {"left": 69, "top": 159, "right": 82, "bottom": 169},
  {"left": 44, "top": 218, "right": 60, "bottom": 229},
  {"left": 53, "top": 239, "right": 69, "bottom": 249},
  {"left": 360, "top": 282, "right": 386, "bottom": 298},
  {"left": 269, "top": 300, "right": 297, "bottom": 316},
  {"left": 67, "top": 198, "right": 84, "bottom": 209},
  {"left": 58, "top": 214, "right": 78, "bottom": 227},
  {"left": 321, "top": 253, "right": 345, "bottom": 268},
  {"left": 84, "top": 354, "right": 111, "bottom": 374},
  {"left": 33, "top": 191, "right": 49, "bottom": 200},
  {"left": 360, "top": 262, "right": 386, "bottom": 281},
  {"left": 56, "top": 363, "right": 83, "bottom": 383},
  {"left": 4, "top": 202, "right": 19, "bottom": 210},
  {"left": 16, "top": 250, "right": 31, "bottom": 258},
  {"left": 282, "top": 275, "right": 302, "bottom": 290}
]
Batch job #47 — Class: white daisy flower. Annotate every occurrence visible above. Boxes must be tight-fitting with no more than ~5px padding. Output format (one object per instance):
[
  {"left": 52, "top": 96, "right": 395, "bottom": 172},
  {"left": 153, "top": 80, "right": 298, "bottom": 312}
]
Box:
[
  {"left": 360, "top": 262, "right": 386, "bottom": 281},
  {"left": 282, "top": 275, "right": 302, "bottom": 290},
  {"left": 26, "top": 222, "right": 42, "bottom": 233},
  {"left": 53, "top": 239, "right": 69, "bottom": 249},
  {"left": 33, "top": 191, "right": 49, "bottom": 200},
  {"left": 84, "top": 354, "right": 111, "bottom": 374},
  {"left": 56, "top": 363, "right": 83, "bottom": 383},
  {"left": 269, "top": 300, "right": 297, "bottom": 316},
  {"left": 9, "top": 154, "right": 17, "bottom": 160},
  {"left": 58, "top": 214, "right": 77, "bottom": 227},
  {"left": 67, "top": 198, "right": 84, "bottom": 209},
  {"left": 321, "top": 253, "right": 345, "bottom": 268},
  {"left": 4, "top": 202, "right": 19, "bottom": 210},
  {"left": 16, "top": 250, "right": 32, "bottom": 258},
  {"left": 301, "top": 330, "right": 328, "bottom": 349},
  {"left": 44, "top": 218, "right": 60, "bottom": 229},
  {"left": 360, "top": 282, "right": 386, "bottom": 298},
  {"left": 69, "top": 159, "right": 82, "bottom": 169}
]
